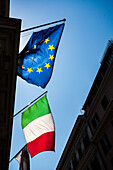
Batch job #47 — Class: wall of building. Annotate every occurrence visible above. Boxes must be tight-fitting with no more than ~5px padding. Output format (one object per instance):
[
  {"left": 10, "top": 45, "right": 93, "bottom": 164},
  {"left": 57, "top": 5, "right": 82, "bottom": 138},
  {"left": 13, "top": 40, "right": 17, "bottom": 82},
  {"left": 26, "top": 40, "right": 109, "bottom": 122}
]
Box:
[{"left": 57, "top": 42, "right": 113, "bottom": 170}]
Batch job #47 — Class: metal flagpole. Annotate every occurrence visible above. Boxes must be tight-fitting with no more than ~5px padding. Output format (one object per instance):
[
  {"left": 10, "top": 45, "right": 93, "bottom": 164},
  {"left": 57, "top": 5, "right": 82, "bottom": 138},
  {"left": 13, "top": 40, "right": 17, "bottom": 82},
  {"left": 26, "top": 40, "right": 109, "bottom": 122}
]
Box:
[
  {"left": 21, "top": 18, "right": 66, "bottom": 33},
  {"left": 9, "top": 144, "right": 27, "bottom": 163},
  {"left": 13, "top": 91, "right": 48, "bottom": 118}
]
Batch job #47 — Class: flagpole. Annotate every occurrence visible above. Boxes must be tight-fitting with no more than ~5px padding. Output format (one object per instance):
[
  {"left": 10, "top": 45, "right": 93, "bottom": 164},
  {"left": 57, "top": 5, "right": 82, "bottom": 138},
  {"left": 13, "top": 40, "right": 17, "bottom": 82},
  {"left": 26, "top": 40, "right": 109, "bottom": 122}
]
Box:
[
  {"left": 9, "top": 144, "right": 27, "bottom": 163},
  {"left": 21, "top": 18, "right": 66, "bottom": 33},
  {"left": 13, "top": 91, "right": 48, "bottom": 118}
]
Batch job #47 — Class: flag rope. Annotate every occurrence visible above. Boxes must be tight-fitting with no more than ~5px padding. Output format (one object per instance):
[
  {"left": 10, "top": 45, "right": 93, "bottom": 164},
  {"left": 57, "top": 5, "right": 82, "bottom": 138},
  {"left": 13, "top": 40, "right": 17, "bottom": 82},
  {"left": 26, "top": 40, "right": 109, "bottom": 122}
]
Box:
[
  {"left": 21, "top": 18, "right": 66, "bottom": 33},
  {"left": 13, "top": 91, "right": 48, "bottom": 118}
]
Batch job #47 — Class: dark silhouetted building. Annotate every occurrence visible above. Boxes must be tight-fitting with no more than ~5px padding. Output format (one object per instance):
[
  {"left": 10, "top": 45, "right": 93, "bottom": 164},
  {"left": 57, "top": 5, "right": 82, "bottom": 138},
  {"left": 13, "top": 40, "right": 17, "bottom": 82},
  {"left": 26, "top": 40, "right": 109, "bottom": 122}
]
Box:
[
  {"left": 57, "top": 40, "right": 113, "bottom": 170},
  {"left": 0, "top": 0, "right": 21, "bottom": 169}
]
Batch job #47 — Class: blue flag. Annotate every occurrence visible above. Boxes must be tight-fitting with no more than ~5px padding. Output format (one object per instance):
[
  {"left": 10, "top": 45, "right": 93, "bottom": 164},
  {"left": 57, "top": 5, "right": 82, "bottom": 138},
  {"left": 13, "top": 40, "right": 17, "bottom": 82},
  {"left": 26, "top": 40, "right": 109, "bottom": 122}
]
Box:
[{"left": 17, "top": 23, "right": 65, "bottom": 88}]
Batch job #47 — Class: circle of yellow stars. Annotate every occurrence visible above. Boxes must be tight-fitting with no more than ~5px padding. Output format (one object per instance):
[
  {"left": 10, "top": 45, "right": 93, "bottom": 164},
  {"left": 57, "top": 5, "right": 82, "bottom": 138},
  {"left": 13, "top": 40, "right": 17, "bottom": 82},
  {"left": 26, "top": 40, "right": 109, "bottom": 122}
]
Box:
[{"left": 18, "top": 37, "right": 55, "bottom": 74}]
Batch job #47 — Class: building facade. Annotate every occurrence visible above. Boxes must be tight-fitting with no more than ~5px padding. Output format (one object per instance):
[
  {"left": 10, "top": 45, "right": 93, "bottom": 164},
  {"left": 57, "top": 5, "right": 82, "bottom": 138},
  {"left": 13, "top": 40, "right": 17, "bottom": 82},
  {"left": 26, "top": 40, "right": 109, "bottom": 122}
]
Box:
[
  {"left": 57, "top": 40, "right": 113, "bottom": 170},
  {"left": 0, "top": 1, "right": 21, "bottom": 169}
]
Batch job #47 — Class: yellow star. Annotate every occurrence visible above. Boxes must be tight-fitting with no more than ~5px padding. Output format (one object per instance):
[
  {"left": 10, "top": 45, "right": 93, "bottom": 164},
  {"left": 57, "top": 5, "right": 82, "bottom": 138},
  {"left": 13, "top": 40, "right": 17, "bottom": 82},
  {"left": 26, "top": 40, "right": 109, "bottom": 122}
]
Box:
[
  {"left": 33, "top": 45, "right": 37, "bottom": 49},
  {"left": 48, "top": 45, "right": 55, "bottom": 51},
  {"left": 27, "top": 68, "right": 33, "bottom": 73},
  {"left": 44, "top": 38, "right": 50, "bottom": 44},
  {"left": 36, "top": 68, "right": 43, "bottom": 74},
  {"left": 45, "top": 63, "right": 51, "bottom": 69},
  {"left": 25, "top": 50, "right": 29, "bottom": 53},
  {"left": 22, "top": 65, "right": 25, "bottom": 69},
  {"left": 49, "top": 54, "right": 54, "bottom": 61}
]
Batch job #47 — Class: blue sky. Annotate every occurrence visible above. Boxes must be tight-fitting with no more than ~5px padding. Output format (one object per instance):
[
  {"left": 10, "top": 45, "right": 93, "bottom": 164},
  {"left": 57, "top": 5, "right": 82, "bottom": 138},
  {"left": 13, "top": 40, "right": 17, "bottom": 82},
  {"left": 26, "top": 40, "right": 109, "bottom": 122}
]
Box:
[{"left": 9, "top": 0, "right": 113, "bottom": 169}]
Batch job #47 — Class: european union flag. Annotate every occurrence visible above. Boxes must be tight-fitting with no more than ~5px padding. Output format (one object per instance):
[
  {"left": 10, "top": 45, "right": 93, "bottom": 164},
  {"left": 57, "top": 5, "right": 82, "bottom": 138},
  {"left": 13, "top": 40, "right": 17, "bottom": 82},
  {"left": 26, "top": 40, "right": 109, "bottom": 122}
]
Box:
[{"left": 17, "top": 23, "right": 65, "bottom": 88}]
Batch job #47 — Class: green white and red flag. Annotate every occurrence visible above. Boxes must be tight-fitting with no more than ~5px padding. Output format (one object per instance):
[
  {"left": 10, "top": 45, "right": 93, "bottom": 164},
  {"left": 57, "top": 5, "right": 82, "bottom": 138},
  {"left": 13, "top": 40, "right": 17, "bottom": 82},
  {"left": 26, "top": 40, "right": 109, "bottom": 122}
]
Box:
[{"left": 21, "top": 95, "right": 55, "bottom": 158}]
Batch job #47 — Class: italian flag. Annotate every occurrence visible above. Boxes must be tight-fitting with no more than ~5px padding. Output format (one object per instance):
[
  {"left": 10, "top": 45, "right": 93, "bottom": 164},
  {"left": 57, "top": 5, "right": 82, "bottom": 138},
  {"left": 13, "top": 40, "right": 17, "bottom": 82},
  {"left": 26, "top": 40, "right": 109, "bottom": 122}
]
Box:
[{"left": 21, "top": 95, "right": 55, "bottom": 158}]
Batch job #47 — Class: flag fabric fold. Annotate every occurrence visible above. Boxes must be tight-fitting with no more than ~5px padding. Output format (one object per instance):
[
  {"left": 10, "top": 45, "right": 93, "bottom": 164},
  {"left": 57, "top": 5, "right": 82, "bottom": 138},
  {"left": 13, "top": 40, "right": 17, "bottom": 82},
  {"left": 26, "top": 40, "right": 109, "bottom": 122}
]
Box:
[
  {"left": 15, "top": 145, "right": 30, "bottom": 170},
  {"left": 21, "top": 95, "right": 55, "bottom": 158},
  {"left": 17, "top": 23, "right": 65, "bottom": 88}
]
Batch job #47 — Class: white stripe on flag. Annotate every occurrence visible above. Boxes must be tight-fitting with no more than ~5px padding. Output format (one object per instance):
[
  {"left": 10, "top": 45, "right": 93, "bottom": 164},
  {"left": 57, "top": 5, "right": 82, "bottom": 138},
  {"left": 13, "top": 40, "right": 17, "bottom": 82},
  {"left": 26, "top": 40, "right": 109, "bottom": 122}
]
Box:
[
  {"left": 15, "top": 151, "right": 22, "bottom": 164},
  {"left": 23, "top": 113, "right": 55, "bottom": 143}
]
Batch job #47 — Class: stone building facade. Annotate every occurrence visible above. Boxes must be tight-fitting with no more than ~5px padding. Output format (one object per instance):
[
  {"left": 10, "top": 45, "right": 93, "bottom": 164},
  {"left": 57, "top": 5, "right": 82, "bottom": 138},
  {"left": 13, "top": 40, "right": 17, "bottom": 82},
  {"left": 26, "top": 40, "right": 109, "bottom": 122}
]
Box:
[
  {"left": 57, "top": 40, "right": 113, "bottom": 170},
  {"left": 0, "top": 1, "right": 21, "bottom": 169}
]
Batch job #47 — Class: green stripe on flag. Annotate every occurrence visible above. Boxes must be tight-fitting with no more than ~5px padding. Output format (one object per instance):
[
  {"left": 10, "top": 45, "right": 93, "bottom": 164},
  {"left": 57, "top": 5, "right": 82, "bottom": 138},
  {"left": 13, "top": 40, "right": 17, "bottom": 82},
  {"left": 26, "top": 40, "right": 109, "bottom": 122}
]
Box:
[{"left": 22, "top": 95, "right": 50, "bottom": 129}]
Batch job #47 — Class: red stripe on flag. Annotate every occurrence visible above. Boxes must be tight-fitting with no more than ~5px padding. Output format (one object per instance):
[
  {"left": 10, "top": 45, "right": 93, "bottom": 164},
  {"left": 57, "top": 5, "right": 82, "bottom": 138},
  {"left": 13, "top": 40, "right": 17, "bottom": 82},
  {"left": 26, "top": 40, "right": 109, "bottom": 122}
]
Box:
[{"left": 27, "top": 131, "right": 55, "bottom": 157}]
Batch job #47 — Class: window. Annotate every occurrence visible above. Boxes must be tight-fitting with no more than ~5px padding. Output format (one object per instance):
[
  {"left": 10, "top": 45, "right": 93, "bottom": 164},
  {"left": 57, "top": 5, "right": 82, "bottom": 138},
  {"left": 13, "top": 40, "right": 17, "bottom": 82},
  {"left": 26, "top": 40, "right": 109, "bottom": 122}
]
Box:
[
  {"left": 91, "top": 157, "right": 102, "bottom": 170},
  {"left": 68, "top": 161, "right": 72, "bottom": 170},
  {"left": 101, "top": 63, "right": 108, "bottom": 76},
  {"left": 100, "top": 134, "right": 111, "bottom": 155},
  {"left": 110, "top": 157, "right": 113, "bottom": 168},
  {"left": 78, "top": 147, "right": 83, "bottom": 160},
  {"left": 86, "top": 167, "right": 90, "bottom": 170},
  {"left": 3, "top": 55, "right": 11, "bottom": 62},
  {"left": 101, "top": 95, "right": 109, "bottom": 111},
  {"left": 111, "top": 120, "right": 113, "bottom": 127},
  {"left": 83, "top": 134, "right": 90, "bottom": 151},
  {"left": 0, "top": 73, "right": 8, "bottom": 88},
  {"left": 72, "top": 153, "right": 78, "bottom": 169},
  {"left": 91, "top": 113, "right": 100, "bottom": 129},
  {"left": 108, "top": 51, "right": 113, "bottom": 64},
  {"left": 96, "top": 75, "right": 103, "bottom": 88},
  {"left": 87, "top": 95, "right": 93, "bottom": 107},
  {"left": 0, "top": 40, "right": 5, "bottom": 59},
  {"left": 84, "top": 166, "right": 90, "bottom": 170},
  {"left": 68, "top": 166, "right": 71, "bottom": 170},
  {"left": 92, "top": 86, "right": 98, "bottom": 98}
]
